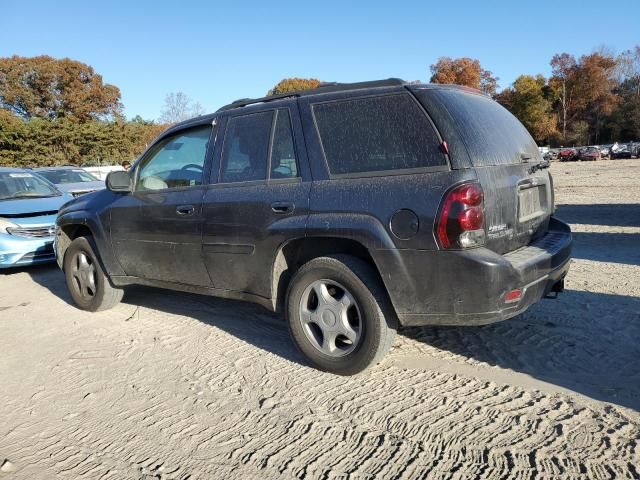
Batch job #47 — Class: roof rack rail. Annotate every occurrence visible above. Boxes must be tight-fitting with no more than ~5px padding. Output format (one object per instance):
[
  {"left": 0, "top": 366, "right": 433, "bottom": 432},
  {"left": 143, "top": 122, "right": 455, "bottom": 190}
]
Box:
[
  {"left": 217, "top": 92, "right": 300, "bottom": 112},
  {"left": 315, "top": 78, "right": 405, "bottom": 91},
  {"left": 216, "top": 78, "right": 406, "bottom": 112}
]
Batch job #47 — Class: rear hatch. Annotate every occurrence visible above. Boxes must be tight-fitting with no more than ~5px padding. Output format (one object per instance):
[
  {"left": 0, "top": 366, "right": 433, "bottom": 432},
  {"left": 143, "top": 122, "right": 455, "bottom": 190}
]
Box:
[{"left": 412, "top": 86, "right": 553, "bottom": 254}]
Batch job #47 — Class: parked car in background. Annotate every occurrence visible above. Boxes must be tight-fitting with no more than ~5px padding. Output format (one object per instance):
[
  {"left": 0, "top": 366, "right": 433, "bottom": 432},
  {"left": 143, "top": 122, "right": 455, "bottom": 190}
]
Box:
[
  {"left": 0, "top": 168, "right": 72, "bottom": 268},
  {"left": 578, "top": 146, "right": 601, "bottom": 161},
  {"left": 546, "top": 148, "right": 561, "bottom": 161},
  {"left": 610, "top": 143, "right": 633, "bottom": 159},
  {"left": 612, "top": 149, "right": 633, "bottom": 159},
  {"left": 55, "top": 79, "right": 572, "bottom": 374},
  {"left": 599, "top": 145, "right": 611, "bottom": 158},
  {"left": 538, "top": 146, "right": 549, "bottom": 158},
  {"left": 559, "top": 148, "right": 577, "bottom": 161},
  {"left": 35, "top": 166, "right": 105, "bottom": 197},
  {"left": 81, "top": 165, "right": 126, "bottom": 181}
]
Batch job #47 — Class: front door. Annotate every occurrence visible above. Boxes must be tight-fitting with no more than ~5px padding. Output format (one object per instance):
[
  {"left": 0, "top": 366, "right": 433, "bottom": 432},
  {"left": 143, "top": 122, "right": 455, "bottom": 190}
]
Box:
[
  {"left": 202, "top": 105, "right": 311, "bottom": 298},
  {"left": 110, "top": 124, "right": 215, "bottom": 286}
]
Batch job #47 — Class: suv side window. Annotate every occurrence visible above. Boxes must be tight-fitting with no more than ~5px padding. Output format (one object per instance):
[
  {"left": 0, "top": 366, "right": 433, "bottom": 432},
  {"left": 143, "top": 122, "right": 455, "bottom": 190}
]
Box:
[
  {"left": 136, "top": 126, "right": 211, "bottom": 191},
  {"left": 270, "top": 109, "right": 298, "bottom": 179},
  {"left": 312, "top": 93, "right": 446, "bottom": 176},
  {"left": 220, "top": 111, "right": 273, "bottom": 183}
]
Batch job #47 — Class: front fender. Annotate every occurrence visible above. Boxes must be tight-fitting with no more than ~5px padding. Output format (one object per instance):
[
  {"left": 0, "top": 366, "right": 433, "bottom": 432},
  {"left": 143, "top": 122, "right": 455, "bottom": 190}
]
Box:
[{"left": 56, "top": 208, "right": 124, "bottom": 276}]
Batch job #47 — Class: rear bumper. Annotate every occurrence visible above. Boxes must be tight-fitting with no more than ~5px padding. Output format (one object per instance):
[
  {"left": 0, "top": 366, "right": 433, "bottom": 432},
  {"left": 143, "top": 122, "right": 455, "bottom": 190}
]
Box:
[
  {"left": 376, "top": 217, "right": 573, "bottom": 326},
  {"left": 0, "top": 233, "right": 56, "bottom": 269}
]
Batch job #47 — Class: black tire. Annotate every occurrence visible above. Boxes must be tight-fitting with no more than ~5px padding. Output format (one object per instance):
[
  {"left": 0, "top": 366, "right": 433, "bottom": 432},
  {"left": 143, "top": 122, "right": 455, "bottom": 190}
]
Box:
[
  {"left": 286, "top": 255, "right": 397, "bottom": 375},
  {"left": 63, "top": 236, "right": 123, "bottom": 312}
]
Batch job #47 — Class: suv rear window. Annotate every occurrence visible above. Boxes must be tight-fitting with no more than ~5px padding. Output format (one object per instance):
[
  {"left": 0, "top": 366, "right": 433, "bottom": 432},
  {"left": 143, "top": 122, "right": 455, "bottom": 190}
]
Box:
[
  {"left": 312, "top": 94, "right": 446, "bottom": 175},
  {"left": 414, "top": 89, "right": 539, "bottom": 167}
]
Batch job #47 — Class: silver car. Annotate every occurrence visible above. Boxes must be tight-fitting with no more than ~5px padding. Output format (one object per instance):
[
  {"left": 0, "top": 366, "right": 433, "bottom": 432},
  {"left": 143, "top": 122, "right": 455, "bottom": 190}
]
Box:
[{"left": 35, "top": 166, "right": 105, "bottom": 197}]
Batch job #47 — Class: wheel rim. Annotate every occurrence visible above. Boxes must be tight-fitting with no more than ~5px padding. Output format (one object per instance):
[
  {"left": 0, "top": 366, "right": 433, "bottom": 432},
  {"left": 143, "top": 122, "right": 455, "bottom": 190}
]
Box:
[
  {"left": 299, "top": 279, "right": 363, "bottom": 357},
  {"left": 70, "top": 251, "right": 97, "bottom": 301}
]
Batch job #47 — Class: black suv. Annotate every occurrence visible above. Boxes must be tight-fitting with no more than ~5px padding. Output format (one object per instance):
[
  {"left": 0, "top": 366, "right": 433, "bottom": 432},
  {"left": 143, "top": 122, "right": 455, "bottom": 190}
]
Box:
[{"left": 55, "top": 79, "right": 572, "bottom": 375}]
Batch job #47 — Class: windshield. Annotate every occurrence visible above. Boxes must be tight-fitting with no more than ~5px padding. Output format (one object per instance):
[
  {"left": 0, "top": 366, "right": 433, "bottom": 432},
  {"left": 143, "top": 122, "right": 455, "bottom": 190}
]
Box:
[
  {"left": 0, "top": 172, "right": 61, "bottom": 201},
  {"left": 38, "top": 169, "right": 99, "bottom": 184}
]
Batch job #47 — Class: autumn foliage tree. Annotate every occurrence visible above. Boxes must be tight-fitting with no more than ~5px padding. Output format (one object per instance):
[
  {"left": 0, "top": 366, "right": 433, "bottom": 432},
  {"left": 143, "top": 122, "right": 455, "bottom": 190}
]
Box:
[
  {"left": 573, "top": 53, "right": 619, "bottom": 144},
  {"left": 268, "top": 77, "right": 322, "bottom": 96},
  {"left": 430, "top": 57, "right": 499, "bottom": 96},
  {"left": 605, "top": 47, "right": 640, "bottom": 141},
  {"left": 0, "top": 55, "right": 165, "bottom": 167},
  {"left": 549, "top": 53, "right": 576, "bottom": 141},
  {"left": 548, "top": 51, "right": 619, "bottom": 144},
  {"left": 496, "top": 75, "right": 557, "bottom": 144},
  {"left": 0, "top": 55, "right": 122, "bottom": 122}
]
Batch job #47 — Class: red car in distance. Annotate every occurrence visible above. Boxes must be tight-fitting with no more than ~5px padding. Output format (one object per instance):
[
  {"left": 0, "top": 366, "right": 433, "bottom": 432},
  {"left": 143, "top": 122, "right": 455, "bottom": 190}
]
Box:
[
  {"left": 578, "top": 146, "right": 601, "bottom": 161},
  {"left": 559, "top": 148, "right": 577, "bottom": 161}
]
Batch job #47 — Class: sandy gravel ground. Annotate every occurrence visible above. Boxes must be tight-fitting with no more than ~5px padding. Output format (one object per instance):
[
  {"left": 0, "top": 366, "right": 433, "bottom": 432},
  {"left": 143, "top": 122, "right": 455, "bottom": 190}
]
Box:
[{"left": 1, "top": 160, "right": 639, "bottom": 479}]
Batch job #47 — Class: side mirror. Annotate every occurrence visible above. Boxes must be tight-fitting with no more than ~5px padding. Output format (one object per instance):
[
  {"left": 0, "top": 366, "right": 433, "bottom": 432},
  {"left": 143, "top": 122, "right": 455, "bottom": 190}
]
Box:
[{"left": 106, "top": 170, "right": 132, "bottom": 193}]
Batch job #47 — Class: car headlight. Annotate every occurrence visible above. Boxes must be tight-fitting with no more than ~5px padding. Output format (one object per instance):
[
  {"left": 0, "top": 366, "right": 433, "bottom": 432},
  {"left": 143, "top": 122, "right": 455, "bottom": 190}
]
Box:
[{"left": 0, "top": 218, "right": 18, "bottom": 234}]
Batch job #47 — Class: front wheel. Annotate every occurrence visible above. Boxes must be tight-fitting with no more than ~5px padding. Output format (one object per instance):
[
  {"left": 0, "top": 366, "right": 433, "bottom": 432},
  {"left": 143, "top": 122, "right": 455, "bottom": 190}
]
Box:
[
  {"left": 286, "top": 255, "right": 397, "bottom": 375},
  {"left": 63, "top": 236, "right": 123, "bottom": 312}
]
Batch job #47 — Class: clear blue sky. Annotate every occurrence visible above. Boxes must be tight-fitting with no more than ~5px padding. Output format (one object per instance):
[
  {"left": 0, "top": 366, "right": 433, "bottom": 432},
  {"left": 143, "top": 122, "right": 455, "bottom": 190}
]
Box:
[{"left": 3, "top": 0, "right": 639, "bottom": 120}]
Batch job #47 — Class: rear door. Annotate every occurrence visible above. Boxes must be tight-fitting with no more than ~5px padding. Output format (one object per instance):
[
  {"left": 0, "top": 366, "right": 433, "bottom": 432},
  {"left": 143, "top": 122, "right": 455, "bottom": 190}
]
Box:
[
  {"left": 412, "top": 87, "right": 553, "bottom": 254},
  {"left": 201, "top": 103, "right": 311, "bottom": 298}
]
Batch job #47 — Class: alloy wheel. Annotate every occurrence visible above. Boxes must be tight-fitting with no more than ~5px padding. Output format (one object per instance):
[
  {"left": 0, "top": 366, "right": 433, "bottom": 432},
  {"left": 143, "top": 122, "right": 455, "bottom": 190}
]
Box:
[
  {"left": 71, "top": 251, "right": 97, "bottom": 300},
  {"left": 299, "top": 279, "right": 363, "bottom": 357}
]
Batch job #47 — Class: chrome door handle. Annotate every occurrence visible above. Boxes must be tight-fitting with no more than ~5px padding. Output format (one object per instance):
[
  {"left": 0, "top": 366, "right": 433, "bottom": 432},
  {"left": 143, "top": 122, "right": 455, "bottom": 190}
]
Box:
[
  {"left": 271, "top": 202, "right": 294, "bottom": 214},
  {"left": 176, "top": 205, "right": 195, "bottom": 216}
]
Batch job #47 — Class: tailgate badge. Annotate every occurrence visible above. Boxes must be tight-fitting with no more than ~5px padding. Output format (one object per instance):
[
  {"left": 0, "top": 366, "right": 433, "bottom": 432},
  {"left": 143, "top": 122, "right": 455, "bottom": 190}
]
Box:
[{"left": 488, "top": 223, "right": 512, "bottom": 238}]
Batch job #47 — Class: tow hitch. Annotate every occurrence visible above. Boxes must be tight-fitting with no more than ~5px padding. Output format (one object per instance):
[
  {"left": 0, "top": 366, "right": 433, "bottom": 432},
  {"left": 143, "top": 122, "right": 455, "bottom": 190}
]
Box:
[{"left": 544, "top": 278, "right": 565, "bottom": 299}]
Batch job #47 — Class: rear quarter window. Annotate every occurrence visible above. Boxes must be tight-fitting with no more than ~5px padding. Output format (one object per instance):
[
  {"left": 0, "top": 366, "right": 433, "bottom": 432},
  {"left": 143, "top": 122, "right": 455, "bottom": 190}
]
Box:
[
  {"left": 417, "top": 89, "right": 540, "bottom": 166},
  {"left": 312, "top": 93, "right": 447, "bottom": 176}
]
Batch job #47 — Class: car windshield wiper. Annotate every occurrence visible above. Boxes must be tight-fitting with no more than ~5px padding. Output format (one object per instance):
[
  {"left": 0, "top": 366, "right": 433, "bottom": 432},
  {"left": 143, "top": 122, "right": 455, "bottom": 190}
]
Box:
[{"left": 6, "top": 193, "right": 59, "bottom": 200}]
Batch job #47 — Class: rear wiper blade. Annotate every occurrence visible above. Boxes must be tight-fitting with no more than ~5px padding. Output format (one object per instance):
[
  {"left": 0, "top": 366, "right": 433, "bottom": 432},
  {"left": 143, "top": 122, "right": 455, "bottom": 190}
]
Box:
[{"left": 528, "top": 160, "right": 550, "bottom": 174}]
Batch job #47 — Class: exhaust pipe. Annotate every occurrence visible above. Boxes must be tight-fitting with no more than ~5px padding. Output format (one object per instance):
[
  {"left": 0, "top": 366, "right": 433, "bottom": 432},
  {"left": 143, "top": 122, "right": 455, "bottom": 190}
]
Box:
[{"left": 544, "top": 278, "right": 565, "bottom": 299}]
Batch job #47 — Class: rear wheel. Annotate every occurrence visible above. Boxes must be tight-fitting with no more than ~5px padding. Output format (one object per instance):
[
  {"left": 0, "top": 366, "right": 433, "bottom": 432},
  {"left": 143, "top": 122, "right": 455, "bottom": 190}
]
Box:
[
  {"left": 63, "top": 236, "right": 123, "bottom": 312},
  {"left": 286, "top": 255, "right": 397, "bottom": 375}
]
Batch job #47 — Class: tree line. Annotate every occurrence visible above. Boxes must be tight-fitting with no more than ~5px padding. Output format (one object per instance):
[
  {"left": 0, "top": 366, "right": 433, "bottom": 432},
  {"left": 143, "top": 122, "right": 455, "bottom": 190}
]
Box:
[
  {"left": 0, "top": 56, "right": 190, "bottom": 167},
  {"left": 497, "top": 48, "right": 640, "bottom": 146},
  {"left": 0, "top": 109, "right": 165, "bottom": 168},
  {"left": 1, "top": 48, "right": 639, "bottom": 167}
]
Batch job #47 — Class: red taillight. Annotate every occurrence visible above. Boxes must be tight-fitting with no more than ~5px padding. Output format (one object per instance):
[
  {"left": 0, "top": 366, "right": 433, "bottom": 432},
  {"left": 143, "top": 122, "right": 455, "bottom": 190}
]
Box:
[
  {"left": 504, "top": 288, "right": 522, "bottom": 303},
  {"left": 458, "top": 207, "right": 484, "bottom": 230},
  {"left": 456, "top": 183, "right": 483, "bottom": 206},
  {"left": 436, "top": 182, "right": 486, "bottom": 249}
]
